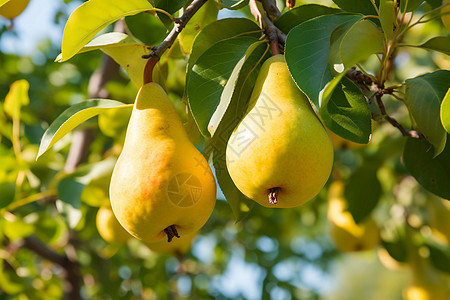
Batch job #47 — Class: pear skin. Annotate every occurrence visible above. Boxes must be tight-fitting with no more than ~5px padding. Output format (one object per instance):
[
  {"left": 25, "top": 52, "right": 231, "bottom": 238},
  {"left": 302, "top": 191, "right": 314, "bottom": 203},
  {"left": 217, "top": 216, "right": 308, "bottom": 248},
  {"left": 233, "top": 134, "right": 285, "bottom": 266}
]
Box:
[
  {"left": 327, "top": 181, "right": 380, "bottom": 252},
  {"left": 110, "top": 82, "right": 216, "bottom": 243},
  {"left": 226, "top": 54, "right": 333, "bottom": 208}
]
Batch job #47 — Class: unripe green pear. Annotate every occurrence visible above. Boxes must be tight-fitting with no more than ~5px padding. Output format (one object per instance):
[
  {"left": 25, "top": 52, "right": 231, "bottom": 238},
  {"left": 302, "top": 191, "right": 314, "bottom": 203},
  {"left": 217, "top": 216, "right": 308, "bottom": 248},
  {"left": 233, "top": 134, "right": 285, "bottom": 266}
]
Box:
[
  {"left": 226, "top": 54, "right": 333, "bottom": 208},
  {"left": 110, "top": 82, "right": 216, "bottom": 244}
]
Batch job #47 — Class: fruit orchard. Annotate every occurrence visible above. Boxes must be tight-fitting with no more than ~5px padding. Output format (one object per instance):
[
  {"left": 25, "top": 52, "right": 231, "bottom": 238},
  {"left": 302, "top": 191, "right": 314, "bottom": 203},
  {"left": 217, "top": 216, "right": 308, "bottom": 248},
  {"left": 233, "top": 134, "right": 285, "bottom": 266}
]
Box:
[{"left": 1, "top": 0, "right": 450, "bottom": 299}]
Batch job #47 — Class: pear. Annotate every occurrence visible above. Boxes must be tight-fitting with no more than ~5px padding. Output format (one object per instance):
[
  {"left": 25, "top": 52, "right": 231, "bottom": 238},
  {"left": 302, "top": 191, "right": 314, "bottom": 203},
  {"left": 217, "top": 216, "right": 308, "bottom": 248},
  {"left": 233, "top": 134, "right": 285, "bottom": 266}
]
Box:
[
  {"left": 327, "top": 181, "right": 380, "bottom": 252},
  {"left": 96, "top": 206, "right": 131, "bottom": 244},
  {"left": 110, "top": 82, "right": 216, "bottom": 244},
  {"left": 226, "top": 54, "right": 333, "bottom": 208}
]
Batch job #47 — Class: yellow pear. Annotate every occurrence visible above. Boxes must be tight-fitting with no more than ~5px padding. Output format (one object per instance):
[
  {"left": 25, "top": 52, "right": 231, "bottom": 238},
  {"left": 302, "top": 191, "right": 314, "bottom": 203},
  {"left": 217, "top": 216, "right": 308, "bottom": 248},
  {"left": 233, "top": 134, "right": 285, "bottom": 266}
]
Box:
[
  {"left": 96, "top": 206, "right": 131, "bottom": 244},
  {"left": 0, "top": 0, "right": 30, "bottom": 20},
  {"left": 226, "top": 54, "right": 333, "bottom": 208},
  {"left": 327, "top": 181, "right": 380, "bottom": 252},
  {"left": 110, "top": 82, "right": 216, "bottom": 244},
  {"left": 145, "top": 231, "right": 197, "bottom": 256}
]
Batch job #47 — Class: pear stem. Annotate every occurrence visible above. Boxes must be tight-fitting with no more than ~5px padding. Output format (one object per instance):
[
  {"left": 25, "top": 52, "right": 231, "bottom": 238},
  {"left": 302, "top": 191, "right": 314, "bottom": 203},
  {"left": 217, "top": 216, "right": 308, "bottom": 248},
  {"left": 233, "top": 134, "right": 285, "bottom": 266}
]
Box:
[
  {"left": 143, "top": 57, "right": 158, "bottom": 85},
  {"left": 164, "top": 225, "right": 180, "bottom": 242},
  {"left": 268, "top": 187, "right": 280, "bottom": 205}
]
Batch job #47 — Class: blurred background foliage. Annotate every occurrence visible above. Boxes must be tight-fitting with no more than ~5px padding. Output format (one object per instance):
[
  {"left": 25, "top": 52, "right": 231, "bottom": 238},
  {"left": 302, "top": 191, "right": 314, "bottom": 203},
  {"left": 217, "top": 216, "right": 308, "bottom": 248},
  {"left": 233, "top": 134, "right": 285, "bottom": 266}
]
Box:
[{"left": 0, "top": 0, "right": 449, "bottom": 299}]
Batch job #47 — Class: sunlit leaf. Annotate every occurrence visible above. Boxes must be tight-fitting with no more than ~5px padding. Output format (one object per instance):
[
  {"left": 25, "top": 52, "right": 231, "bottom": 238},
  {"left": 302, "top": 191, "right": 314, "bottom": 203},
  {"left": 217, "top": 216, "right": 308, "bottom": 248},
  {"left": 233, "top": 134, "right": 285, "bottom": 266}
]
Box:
[
  {"left": 275, "top": 4, "right": 341, "bottom": 33},
  {"left": 409, "top": 36, "right": 450, "bottom": 56},
  {"left": 218, "top": 0, "right": 249, "bottom": 9},
  {"left": 186, "top": 36, "right": 260, "bottom": 137},
  {"left": 4, "top": 79, "right": 29, "bottom": 120},
  {"left": 3, "top": 216, "right": 34, "bottom": 241},
  {"left": 0, "top": 0, "right": 11, "bottom": 7},
  {"left": 332, "top": 0, "right": 379, "bottom": 15},
  {"left": 440, "top": 88, "right": 450, "bottom": 132},
  {"left": 344, "top": 162, "right": 382, "bottom": 223},
  {"left": 340, "top": 19, "right": 384, "bottom": 68},
  {"left": 320, "top": 77, "right": 371, "bottom": 143},
  {"left": 379, "top": 0, "right": 395, "bottom": 40},
  {"left": 60, "top": 0, "right": 153, "bottom": 61},
  {"left": 37, "top": 100, "right": 130, "bottom": 159},
  {"left": 405, "top": 70, "right": 450, "bottom": 156},
  {"left": 403, "top": 137, "right": 450, "bottom": 200},
  {"left": 178, "top": 0, "right": 218, "bottom": 54},
  {"left": 400, "top": 0, "right": 424, "bottom": 12},
  {"left": 0, "top": 258, "right": 24, "bottom": 294},
  {"left": 285, "top": 14, "right": 361, "bottom": 109},
  {"left": 210, "top": 42, "right": 269, "bottom": 221}
]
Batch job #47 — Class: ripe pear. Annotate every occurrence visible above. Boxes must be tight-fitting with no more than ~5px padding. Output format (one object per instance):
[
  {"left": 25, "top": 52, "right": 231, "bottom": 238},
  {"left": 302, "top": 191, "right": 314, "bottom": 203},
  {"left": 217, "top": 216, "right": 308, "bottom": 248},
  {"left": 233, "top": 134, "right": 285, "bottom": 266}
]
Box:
[
  {"left": 96, "top": 206, "right": 131, "bottom": 244},
  {"left": 110, "top": 82, "right": 216, "bottom": 244},
  {"left": 327, "top": 181, "right": 380, "bottom": 252},
  {"left": 0, "top": 0, "right": 30, "bottom": 20},
  {"left": 226, "top": 54, "right": 333, "bottom": 208}
]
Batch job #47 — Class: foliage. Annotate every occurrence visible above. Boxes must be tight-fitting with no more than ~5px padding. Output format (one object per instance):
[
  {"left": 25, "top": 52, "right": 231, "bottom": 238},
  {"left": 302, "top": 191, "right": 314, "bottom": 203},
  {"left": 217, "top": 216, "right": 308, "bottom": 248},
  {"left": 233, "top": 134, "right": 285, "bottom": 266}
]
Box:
[{"left": 0, "top": 0, "right": 450, "bottom": 299}]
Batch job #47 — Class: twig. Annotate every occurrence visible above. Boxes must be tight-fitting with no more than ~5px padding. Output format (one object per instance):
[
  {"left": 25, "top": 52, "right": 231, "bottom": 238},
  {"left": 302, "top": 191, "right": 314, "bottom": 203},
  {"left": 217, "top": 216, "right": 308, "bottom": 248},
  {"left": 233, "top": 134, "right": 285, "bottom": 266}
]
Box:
[
  {"left": 23, "top": 237, "right": 81, "bottom": 300},
  {"left": 142, "top": 0, "right": 208, "bottom": 60},
  {"left": 249, "top": 0, "right": 285, "bottom": 54},
  {"left": 375, "top": 92, "right": 426, "bottom": 140}
]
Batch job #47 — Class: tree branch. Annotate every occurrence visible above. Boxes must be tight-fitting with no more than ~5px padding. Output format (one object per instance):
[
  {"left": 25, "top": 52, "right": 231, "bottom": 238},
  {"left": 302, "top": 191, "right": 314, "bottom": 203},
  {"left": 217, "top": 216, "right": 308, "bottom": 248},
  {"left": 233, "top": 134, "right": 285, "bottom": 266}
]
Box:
[
  {"left": 23, "top": 237, "right": 81, "bottom": 300},
  {"left": 142, "top": 0, "right": 208, "bottom": 60},
  {"left": 346, "top": 68, "right": 426, "bottom": 140}
]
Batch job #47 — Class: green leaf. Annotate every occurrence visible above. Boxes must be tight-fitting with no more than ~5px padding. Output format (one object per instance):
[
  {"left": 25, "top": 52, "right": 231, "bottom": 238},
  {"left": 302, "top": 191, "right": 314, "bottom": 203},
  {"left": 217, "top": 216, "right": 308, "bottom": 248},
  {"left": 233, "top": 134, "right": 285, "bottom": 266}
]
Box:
[
  {"left": 186, "top": 36, "right": 260, "bottom": 137},
  {"left": 320, "top": 78, "right": 372, "bottom": 143},
  {"left": 440, "top": 88, "right": 450, "bottom": 132},
  {"left": 285, "top": 14, "right": 361, "bottom": 109},
  {"left": 427, "top": 242, "right": 450, "bottom": 274},
  {"left": 405, "top": 70, "right": 450, "bottom": 156},
  {"left": 400, "top": 0, "right": 424, "bottom": 12},
  {"left": 381, "top": 240, "right": 408, "bottom": 263},
  {"left": 339, "top": 19, "right": 384, "bottom": 68},
  {"left": 379, "top": 0, "right": 395, "bottom": 40},
  {"left": 60, "top": 0, "right": 153, "bottom": 61},
  {"left": 153, "top": 0, "right": 185, "bottom": 27},
  {"left": 218, "top": 0, "right": 249, "bottom": 9},
  {"left": 209, "top": 42, "right": 269, "bottom": 221},
  {"left": 57, "top": 32, "right": 152, "bottom": 87},
  {"left": 403, "top": 137, "right": 450, "bottom": 200},
  {"left": 188, "top": 18, "right": 261, "bottom": 71},
  {"left": 37, "top": 100, "right": 130, "bottom": 159},
  {"left": 125, "top": 12, "right": 167, "bottom": 46},
  {"left": 275, "top": 4, "right": 341, "bottom": 33},
  {"left": 0, "top": 259, "right": 24, "bottom": 295},
  {"left": 4, "top": 79, "right": 29, "bottom": 120},
  {"left": 344, "top": 163, "right": 382, "bottom": 223},
  {"left": 178, "top": 0, "right": 218, "bottom": 54},
  {"left": 332, "top": 0, "right": 379, "bottom": 15},
  {"left": 411, "top": 36, "right": 450, "bottom": 56}
]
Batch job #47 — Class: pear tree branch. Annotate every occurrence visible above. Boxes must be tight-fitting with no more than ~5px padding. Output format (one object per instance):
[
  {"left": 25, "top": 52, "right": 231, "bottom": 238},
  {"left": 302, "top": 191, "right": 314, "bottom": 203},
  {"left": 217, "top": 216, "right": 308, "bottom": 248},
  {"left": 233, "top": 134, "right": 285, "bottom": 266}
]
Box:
[
  {"left": 142, "top": 0, "right": 208, "bottom": 60},
  {"left": 345, "top": 69, "right": 426, "bottom": 140},
  {"left": 249, "top": 0, "right": 286, "bottom": 55}
]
